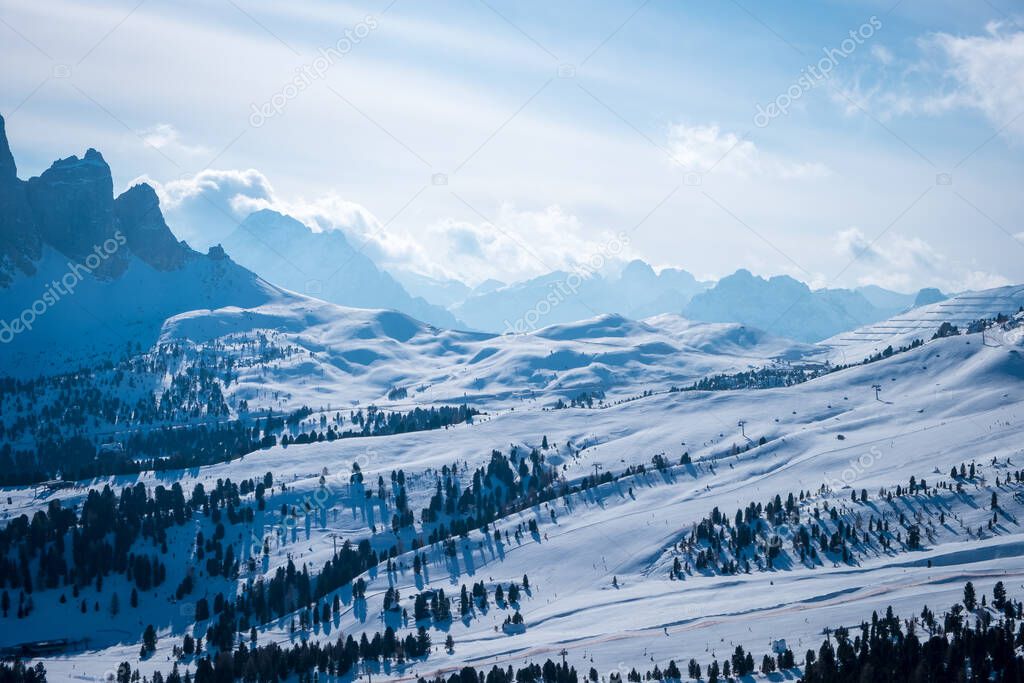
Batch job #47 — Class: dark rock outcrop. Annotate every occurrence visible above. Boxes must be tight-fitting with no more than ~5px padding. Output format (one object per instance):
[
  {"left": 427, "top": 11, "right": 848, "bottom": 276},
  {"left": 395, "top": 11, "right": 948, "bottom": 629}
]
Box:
[
  {"left": 115, "top": 183, "right": 189, "bottom": 270},
  {"left": 914, "top": 287, "right": 947, "bottom": 307},
  {"left": 0, "top": 115, "right": 41, "bottom": 285},
  {"left": 25, "top": 147, "right": 127, "bottom": 278},
  {"left": 0, "top": 115, "right": 193, "bottom": 281}
]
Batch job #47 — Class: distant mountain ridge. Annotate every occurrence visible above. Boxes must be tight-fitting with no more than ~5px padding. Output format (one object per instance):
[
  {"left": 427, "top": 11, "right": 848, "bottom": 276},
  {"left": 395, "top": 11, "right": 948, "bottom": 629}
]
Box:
[
  {"left": 448, "top": 259, "right": 712, "bottom": 332},
  {"left": 222, "top": 209, "right": 463, "bottom": 329},
  {"left": 684, "top": 269, "right": 900, "bottom": 342},
  {"left": 0, "top": 111, "right": 957, "bottom": 368},
  {"left": 407, "top": 260, "right": 936, "bottom": 342}
]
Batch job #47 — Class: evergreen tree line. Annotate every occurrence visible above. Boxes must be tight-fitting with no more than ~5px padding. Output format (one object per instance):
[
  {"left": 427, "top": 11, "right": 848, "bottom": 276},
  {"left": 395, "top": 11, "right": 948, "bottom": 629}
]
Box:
[
  {"left": 675, "top": 338, "right": 925, "bottom": 393},
  {"left": 148, "top": 625, "right": 436, "bottom": 683},
  {"left": 7, "top": 579, "right": 1022, "bottom": 682},
  {"left": 0, "top": 474, "right": 270, "bottom": 607},
  {"left": 1, "top": 402, "right": 478, "bottom": 485}
]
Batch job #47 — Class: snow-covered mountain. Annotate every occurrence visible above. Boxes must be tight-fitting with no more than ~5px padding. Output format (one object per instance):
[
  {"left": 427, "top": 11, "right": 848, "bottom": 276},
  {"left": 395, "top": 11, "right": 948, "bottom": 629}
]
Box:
[
  {"left": 0, "top": 115, "right": 286, "bottom": 374},
  {"left": 413, "top": 263, "right": 930, "bottom": 343},
  {"left": 5, "top": 114, "right": 1024, "bottom": 683},
  {"left": 822, "top": 283, "right": 1024, "bottom": 361},
  {"left": 222, "top": 209, "right": 463, "bottom": 329},
  {"left": 685, "top": 269, "right": 903, "bottom": 342},
  {"left": 450, "top": 259, "right": 711, "bottom": 332},
  {"left": 7, "top": 302, "right": 1024, "bottom": 682}
]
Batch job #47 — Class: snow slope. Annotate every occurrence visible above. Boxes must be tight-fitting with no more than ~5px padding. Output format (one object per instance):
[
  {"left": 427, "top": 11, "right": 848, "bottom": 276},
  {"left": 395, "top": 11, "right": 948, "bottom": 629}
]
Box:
[
  {"left": 0, "top": 245, "right": 286, "bottom": 376},
  {"left": 822, "top": 284, "right": 1024, "bottom": 363},
  {"left": 6, "top": 328, "right": 1024, "bottom": 681},
  {"left": 154, "top": 305, "right": 813, "bottom": 412}
]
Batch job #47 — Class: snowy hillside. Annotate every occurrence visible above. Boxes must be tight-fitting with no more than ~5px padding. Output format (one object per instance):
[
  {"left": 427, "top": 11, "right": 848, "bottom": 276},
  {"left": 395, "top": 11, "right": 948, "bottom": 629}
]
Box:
[
  {"left": 155, "top": 306, "right": 815, "bottom": 412},
  {"left": 4, "top": 325, "right": 1024, "bottom": 682},
  {"left": 822, "top": 285, "right": 1024, "bottom": 363}
]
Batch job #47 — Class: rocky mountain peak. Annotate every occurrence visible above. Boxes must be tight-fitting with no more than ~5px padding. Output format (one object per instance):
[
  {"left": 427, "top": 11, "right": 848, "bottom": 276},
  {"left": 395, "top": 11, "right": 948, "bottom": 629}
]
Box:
[
  {"left": 0, "top": 115, "right": 40, "bottom": 284},
  {"left": 25, "top": 145, "right": 127, "bottom": 277},
  {"left": 0, "top": 115, "right": 17, "bottom": 181},
  {"left": 115, "top": 183, "right": 189, "bottom": 271}
]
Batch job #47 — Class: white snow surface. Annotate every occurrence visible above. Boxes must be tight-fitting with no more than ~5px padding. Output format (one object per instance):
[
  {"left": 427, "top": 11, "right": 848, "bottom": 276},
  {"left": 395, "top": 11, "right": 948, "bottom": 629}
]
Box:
[
  {"left": 153, "top": 302, "right": 814, "bottom": 412},
  {"left": 3, "top": 285, "right": 1024, "bottom": 681}
]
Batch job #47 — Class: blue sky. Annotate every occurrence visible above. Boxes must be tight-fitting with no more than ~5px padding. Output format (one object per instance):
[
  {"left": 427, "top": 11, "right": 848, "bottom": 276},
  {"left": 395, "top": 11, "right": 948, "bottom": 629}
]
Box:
[{"left": 2, "top": 0, "right": 1022, "bottom": 292}]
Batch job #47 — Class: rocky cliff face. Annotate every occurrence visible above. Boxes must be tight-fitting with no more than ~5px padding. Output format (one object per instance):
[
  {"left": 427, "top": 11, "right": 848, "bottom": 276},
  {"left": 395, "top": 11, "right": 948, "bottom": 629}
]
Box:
[
  {"left": 0, "top": 116, "right": 41, "bottom": 285},
  {"left": 25, "top": 147, "right": 128, "bottom": 278},
  {"left": 115, "top": 183, "right": 189, "bottom": 271},
  {"left": 0, "top": 115, "right": 285, "bottom": 374},
  {"left": 0, "top": 114, "right": 196, "bottom": 283}
]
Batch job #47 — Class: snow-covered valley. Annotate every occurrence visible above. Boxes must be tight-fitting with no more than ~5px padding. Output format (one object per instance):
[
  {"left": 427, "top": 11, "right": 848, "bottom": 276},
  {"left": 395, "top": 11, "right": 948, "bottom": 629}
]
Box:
[{"left": 4, "top": 312, "right": 1024, "bottom": 681}]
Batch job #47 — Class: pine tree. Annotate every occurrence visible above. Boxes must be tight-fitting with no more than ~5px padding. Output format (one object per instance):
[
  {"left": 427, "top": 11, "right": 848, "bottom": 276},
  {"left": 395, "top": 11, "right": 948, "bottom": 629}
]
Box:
[
  {"left": 142, "top": 624, "right": 157, "bottom": 654},
  {"left": 963, "top": 581, "right": 976, "bottom": 611},
  {"left": 993, "top": 581, "right": 1006, "bottom": 609}
]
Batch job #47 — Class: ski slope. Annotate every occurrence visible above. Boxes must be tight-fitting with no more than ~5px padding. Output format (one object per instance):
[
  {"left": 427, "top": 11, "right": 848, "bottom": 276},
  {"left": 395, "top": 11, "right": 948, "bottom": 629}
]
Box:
[
  {"left": 823, "top": 284, "right": 1024, "bottom": 363},
  {"left": 5, "top": 320, "right": 1024, "bottom": 681}
]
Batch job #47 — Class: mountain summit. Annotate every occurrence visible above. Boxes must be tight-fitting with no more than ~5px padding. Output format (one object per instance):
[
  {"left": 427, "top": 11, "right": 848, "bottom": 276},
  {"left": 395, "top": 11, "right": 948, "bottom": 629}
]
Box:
[
  {"left": 0, "top": 115, "right": 283, "bottom": 373},
  {"left": 684, "top": 269, "right": 888, "bottom": 342}
]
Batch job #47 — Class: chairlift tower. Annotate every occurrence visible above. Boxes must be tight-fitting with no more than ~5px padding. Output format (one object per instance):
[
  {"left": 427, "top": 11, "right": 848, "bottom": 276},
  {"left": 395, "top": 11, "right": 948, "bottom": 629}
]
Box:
[{"left": 327, "top": 532, "right": 342, "bottom": 555}]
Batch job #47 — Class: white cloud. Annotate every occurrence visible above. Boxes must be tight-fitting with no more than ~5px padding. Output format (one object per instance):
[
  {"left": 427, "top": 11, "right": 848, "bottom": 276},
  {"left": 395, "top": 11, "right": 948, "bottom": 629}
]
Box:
[
  {"left": 833, "top": 23, "right": 1024, "bottom": 142},
  {"left": 151, "top": 169, "right": 272, "bottom": 211},
  {"left": 136, "top": 169, "right": 274, "bottom": 247},
  {"left": 139, "top": 167, "right": 631, "bottom": 286},
  {"left": 138, "top": 168, "right": 381, "bottom": 252},
  {"left": 418, "top": 204, "right": 633, "bottom": 285},
  {"left": 835, "top": 227, "right": 1009, "bottom": 292},
  {"left": 928, "top": 22, "right": 1024, "bottom": 141},
  {"left": 138, "top": 124, "right": 209, "bottom": 158},
  {"left": 871, "top": 44, "right": 894, "bottom": 65},
  {"left": 666, "top": 123, "right": 829, "bottom": 178}
]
